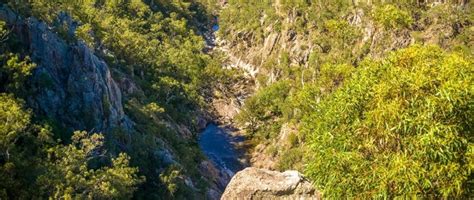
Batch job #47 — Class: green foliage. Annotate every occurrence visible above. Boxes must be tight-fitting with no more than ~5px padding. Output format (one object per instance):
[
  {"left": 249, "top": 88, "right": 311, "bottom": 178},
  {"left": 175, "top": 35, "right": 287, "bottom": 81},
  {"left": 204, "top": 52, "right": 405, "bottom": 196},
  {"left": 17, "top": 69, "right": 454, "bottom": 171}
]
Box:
[
  {"left": 317, "top": 63, "right": 354, "bottom": 93},
  {"left": 303, "top": 45, "right": 473, "bottom": 198},
  {"left": 236, "top": 80, "right": 291, "bottom": 140},
  {"left": 0, "top": 93, "right": 31, "bottom": 198},
  {"left": 277, "top": 147, "right": 304, "bottom": 171},
  {"left": 324, "top": 19, "right": 361, "bottom": 47},
  {"left": 4, "top": 0, "right": 220, "bottom": 197},
  {"left": 0, "top": 20, "right": 7, "bottom": 41},
  {"left": 38, "top": 131, "right": 143, "bottom": 199},
  {"left": 222, "top": 2, "right": 471, "bottom": 185},
  {"left": 219, "top": 0, "right": 278, "bottom": 43},
  {"left": 0, "top": 53, "right": 36, "bottom": 92},
  {"left": 287, "top": 132, "right": 299, "bottom": 148},
  {"left": 75, "top": 23, "right": 94, "bottom": 48},
  {"left": 373, "top": 4, "right": 413, "bottom": 29},
  {"left": 12, "top": 0, "right": 214, "bottom": 123},
  {"left": 142, "top": 102, "right": 166, "bottom": 117},
  {"left": 159, "top": 166, "right": 182, "bottom": 197},
  {"left": 2, "top": 1, "right": 472, "bottom": 199},
  {"left": 0, "top": 94, "right": 30, "bottom": 152},
  {"left": 237, "top": 62, "right": 355, "bottom": 144},
  {"left": 0, "top": 94, "right": 53, "bottom": 199},
  {"left": 124, "top": 98, "right": 207, "bottom": 199}
]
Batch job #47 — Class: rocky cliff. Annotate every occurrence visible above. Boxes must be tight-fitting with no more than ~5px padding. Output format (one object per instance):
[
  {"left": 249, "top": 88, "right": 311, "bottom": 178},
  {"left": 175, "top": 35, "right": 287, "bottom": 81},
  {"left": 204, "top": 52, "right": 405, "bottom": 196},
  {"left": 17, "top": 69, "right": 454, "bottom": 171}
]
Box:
[
  {"left": 0, "top": 5, "right": 227, "bottom": 198},
  {"left": 216, "top": 1, "right": 472, "bottom": 170},
  {"left": 219, "top": 3, "right": 469, "bottom": 76},
  {"left": 221, "top": 167, "right": 320, "bottom": 200},
  {"left": 0, "top": 5, "right": 131, "bottom": 135}
]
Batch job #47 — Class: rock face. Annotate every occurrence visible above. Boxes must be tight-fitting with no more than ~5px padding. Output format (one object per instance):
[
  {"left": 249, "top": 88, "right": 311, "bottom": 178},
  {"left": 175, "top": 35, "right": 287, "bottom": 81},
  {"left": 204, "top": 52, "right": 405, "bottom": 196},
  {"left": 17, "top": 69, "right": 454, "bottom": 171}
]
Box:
[
  {"left": 0, "top": 5, "right": 132, "bottom": 134},
  {"left": 221, "top": 167, "right": 320, "bottom": 200},
  {"left": 199, "top": 160, "right": 233, "bottom": 199},
  {"left": 0, "top": 6, "right": 235, "bottom": 198}
]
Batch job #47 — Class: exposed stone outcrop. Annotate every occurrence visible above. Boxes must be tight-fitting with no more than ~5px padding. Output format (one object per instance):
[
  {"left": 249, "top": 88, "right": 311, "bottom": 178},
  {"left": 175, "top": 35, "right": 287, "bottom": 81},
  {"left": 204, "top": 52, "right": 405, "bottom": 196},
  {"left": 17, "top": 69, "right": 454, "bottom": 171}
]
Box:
[
  {"left": 249, "top": 144, "right": 277, "bottom": 170},
  {"left": 219, "top": 4, "right": 465, "bottom": 86},
  {"left": 216, "top": 37, "right": 259, "bottom": 78},
  {"left": 0, "top": 5, "right": 132, "bottom": 134},
  {"left": 211, "top": 97, "right": 240, "bottom": 123},
  {"left": 0, "top": 5, "right": 245, "bottom": 199},
  {"left": 199, "top": 160, "right": 233, "bottom": 199},
  {"left": 221, "top": 167, "right": 320, "bottom": 200}
]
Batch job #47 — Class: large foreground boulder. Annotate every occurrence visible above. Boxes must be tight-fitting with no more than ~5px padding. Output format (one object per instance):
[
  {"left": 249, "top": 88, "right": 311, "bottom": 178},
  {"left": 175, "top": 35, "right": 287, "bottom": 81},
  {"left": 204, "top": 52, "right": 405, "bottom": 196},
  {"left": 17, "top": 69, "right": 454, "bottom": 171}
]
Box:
[{"left": 221, "top": 167, "right": 320, "bottom": 199}]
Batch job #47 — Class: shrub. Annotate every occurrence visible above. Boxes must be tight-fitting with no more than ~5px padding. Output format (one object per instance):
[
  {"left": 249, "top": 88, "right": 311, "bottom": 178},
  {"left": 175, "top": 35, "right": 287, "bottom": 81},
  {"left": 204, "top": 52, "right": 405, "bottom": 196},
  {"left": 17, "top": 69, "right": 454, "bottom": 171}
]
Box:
[
  {"left": 304, "top": 45, "right": 473, "bottom": 198},
  {"left": 373, "top": 4, "right": 413, "bottom": 29},
  {"left": 278, "top": 147, "right": 304, "bottom": 171},
  {"left": 236, "top": 80, "right": 292, "bottom": 140}
]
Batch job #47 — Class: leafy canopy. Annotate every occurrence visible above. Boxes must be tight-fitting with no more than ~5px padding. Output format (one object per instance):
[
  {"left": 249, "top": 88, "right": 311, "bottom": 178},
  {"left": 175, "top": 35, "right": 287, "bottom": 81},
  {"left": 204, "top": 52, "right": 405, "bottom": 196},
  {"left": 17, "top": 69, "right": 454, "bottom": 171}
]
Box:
[
  {"left": 303, "top": 45, "right": 473, "bottom": 198},
  {"left": 38, "top": 131, "right": 144, "bottom": 199}
]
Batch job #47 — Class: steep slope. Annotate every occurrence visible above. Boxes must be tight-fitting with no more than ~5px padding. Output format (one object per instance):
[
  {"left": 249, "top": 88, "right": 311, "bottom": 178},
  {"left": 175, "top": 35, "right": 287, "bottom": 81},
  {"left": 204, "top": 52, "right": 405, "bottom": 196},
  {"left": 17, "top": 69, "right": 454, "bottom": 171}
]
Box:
[
  {"left": 0, "top": 1, "right": 472, "bottom": 199},
  {"left": 0, "top": 1, "right": 236, "bottom": 199},
  {"left": 1, "top": 6, "right": 131, "bottom": 136},
  {"left": 218, "top": 0, "right": 472, "bottom": 170},
  {"left": 216, "top": 1, "right": 473, "bottom": 199}
]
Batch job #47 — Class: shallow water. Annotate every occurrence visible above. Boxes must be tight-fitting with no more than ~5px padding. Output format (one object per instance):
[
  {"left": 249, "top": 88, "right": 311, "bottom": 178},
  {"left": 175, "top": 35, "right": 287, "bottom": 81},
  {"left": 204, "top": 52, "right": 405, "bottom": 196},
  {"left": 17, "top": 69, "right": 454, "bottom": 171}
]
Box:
[
  {"left": 212, "top": 24, "right": 219, "bottom": 31},
  {"left": 198, "top": 123, "right": 244, "bottom": 174}
]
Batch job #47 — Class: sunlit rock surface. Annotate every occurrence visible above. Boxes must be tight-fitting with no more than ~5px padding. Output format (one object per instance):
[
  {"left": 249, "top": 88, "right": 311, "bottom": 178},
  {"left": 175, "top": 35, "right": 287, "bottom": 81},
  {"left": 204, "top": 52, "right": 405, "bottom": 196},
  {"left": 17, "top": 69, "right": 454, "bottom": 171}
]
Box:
[{"left": 222, "top": 167, "right": 320, "bottom": 200}]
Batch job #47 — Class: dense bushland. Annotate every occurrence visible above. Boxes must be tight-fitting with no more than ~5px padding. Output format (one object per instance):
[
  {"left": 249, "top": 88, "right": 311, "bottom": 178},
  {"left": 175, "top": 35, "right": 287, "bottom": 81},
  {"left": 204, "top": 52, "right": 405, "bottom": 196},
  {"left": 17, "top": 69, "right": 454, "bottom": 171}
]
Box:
[
  {"left": 0, "top": 0, "right": 232, "bottom": 198},
  {"left": 0, "top": 0, "right": 473, "bottom": 199},
  {"left": 0, "top": 13, "right": 144, "bottom": 199},
  {"left": 304, "top": 45, "right": 473, "bottom": 198},
  {"left": 223, "top": 1, "right": 473, "bottom": 198}
]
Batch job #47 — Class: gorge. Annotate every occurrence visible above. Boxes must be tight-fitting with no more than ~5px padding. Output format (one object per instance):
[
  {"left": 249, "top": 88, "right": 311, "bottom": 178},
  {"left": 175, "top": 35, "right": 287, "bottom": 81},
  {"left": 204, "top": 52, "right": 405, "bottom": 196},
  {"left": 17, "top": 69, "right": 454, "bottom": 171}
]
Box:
[
  {"left": 0, "top": 1, "right": 472, "bottom": 199},
  {"left": 198, "top": 123, "right": 245, "bottom": 177}
]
